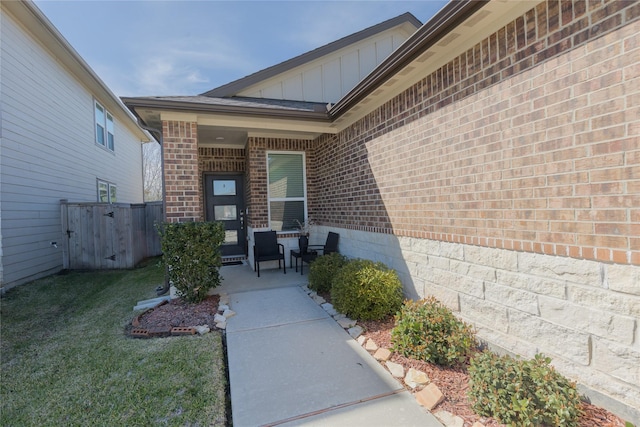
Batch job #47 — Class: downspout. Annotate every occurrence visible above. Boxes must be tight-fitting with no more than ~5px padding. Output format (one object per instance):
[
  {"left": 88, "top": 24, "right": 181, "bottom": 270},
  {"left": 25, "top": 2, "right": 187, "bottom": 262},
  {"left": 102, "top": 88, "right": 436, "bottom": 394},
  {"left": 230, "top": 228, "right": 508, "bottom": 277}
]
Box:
[{"left": 136, "top": 120, "right": 170, "bottom": 296}]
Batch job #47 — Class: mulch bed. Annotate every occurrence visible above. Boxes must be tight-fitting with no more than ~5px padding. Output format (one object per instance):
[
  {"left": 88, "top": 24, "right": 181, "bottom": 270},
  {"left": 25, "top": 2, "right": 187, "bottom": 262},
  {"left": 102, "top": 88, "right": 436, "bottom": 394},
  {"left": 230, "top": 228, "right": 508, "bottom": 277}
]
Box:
[
  {"left": 128, "top": 294, "right": 220, "bottom": 338},
  {"left": 359, "top": 317, "right": 626, "bottom": 427}
]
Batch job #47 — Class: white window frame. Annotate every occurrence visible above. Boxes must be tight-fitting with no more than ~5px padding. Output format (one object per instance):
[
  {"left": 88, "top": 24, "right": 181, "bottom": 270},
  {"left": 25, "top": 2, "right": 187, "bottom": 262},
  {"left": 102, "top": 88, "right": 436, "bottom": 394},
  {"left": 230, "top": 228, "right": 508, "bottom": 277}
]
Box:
[
  {"left": 266, "top": 151, "right": 307, "bottom": 232},
  {"left": 95, "top": 100, "right": 115, "bottom": 152},
  {"left": 97, "top": 179, "right": 117, "bottom": 203}
]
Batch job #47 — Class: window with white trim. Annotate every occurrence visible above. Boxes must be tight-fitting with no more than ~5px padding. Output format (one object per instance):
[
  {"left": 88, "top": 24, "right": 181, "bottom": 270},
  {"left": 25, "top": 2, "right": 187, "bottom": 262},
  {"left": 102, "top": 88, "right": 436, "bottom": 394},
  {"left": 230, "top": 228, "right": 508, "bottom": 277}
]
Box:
[
  {"left": 98, "top": 180, "right": 117, "bottom": 203},
  {"left": 267, "top": 152, "right": 307, "bottom": 231},
  {"left": 95, "top": 100, "right": 114, "bottom": 151}
]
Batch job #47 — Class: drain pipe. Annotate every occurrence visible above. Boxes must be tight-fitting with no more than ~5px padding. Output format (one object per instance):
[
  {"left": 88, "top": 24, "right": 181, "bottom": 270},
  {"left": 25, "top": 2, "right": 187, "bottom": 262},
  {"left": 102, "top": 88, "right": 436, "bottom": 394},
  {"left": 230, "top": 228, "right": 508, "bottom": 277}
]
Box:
[{"left": 137, "top": 120, "right": 170, "bottom": 296}]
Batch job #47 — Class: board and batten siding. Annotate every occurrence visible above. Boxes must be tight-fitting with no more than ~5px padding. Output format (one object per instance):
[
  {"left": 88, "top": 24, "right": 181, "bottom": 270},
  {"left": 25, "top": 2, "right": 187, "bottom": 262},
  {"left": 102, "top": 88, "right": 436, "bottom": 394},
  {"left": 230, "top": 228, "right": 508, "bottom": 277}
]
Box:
[
  {"left": 0, "top": 8, "right": 144, "bottom": 289},
  {"left": 239, "top": 29, "right": 413, "bottom": 104}
]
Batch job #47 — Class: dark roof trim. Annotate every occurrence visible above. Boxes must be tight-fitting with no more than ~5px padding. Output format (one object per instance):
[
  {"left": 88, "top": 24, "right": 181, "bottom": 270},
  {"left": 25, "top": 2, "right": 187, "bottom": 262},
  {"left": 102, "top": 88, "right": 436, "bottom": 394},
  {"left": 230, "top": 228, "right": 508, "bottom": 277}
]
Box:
[
  {"left": 329, "top": 0, "right": 487, "bottom": 119},
  {"left": 200, "top": 12, "right": 422, "bottom": 98},
  {"left": 121, "top": 97, "right": 331, "bottom": 122}
]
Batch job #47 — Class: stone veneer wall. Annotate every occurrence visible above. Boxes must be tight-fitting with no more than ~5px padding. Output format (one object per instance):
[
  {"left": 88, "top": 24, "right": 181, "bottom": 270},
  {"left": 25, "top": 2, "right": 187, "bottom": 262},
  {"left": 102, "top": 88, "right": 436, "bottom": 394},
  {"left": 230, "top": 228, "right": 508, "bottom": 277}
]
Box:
[
  {"left": 324, "top": 225, "right": 639, "bottom": 422},
  {"left": 313, "top": 0, "right": 640, "bottom": 420}
]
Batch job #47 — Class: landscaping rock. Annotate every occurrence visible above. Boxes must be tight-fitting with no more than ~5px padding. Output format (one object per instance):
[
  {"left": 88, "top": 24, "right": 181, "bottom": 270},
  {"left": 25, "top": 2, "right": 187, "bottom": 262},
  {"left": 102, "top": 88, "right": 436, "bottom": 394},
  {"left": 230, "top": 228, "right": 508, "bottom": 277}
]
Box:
[
  {"left": 217, "top": 304, "right": 230, "bottom": 313},
  {"left": 214, "top": 313, "right": 226, "bottom": 323},
  {"left": 337, "top": 317, "right": 356, "bottom": 329},
  {"left": 333, "top": 313, "right": 346, "bottom": 321},
  {"left": 471, "top": 422, "right": 486, "bottom": 427},
  {"left": 222, "top": 309, "right": 236, "bottom": 318},
  {"left": 195, "top": 325, "right": 210, "bottom": 335},
  {"left": 357, "top": 335, "right": 367, "bottom": 346},
  {"left": 215, "top": 321, "right": 227, "bottom": 330},
  {"left": 312, "top": 295, "right": 326, "bottom": 304},
  {"left": 321, "top": 303, "right": 337, "bottom": 316},
  {"left": 434, "top": 410, "right": 464, "bottom": 427},
  {"left": 348, "top": 325, "right": 363, "bottom": 339},
  {"left": 385, "top": 361, "right": 404, "bottom": 378},
  {"left": 373, "top": 348, "right": 391, "bottom": 361},
  {"left": 365, "top": 339, "right": 379, "bottom": 351},
  {"left": 415, "top": 383, "right": 444, "bottom": 410},
  {"left": 404, "top": 368, "right": 429, "bottom": 389}
]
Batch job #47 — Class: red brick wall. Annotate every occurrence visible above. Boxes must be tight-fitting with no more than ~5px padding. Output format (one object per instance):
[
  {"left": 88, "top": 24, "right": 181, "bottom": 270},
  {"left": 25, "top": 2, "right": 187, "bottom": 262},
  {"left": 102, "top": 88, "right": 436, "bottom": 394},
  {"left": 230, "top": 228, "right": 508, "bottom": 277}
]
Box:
[
  {"left": 246, "top": 137, "right": 316, "bottom": 229},
  {"left": 315, "top": 0, "right": 639, "bottom": 265},
  {"left": 162, "top": 120, "right": 201, "bottom": 222}
]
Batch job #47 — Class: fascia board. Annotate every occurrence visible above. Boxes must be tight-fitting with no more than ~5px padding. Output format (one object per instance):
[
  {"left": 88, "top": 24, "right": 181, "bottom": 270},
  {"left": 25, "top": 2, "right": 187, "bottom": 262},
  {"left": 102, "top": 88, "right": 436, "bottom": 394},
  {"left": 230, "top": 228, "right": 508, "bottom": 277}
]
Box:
[{"left": 329, "top": 0, "right": 541, "bottom": 130}]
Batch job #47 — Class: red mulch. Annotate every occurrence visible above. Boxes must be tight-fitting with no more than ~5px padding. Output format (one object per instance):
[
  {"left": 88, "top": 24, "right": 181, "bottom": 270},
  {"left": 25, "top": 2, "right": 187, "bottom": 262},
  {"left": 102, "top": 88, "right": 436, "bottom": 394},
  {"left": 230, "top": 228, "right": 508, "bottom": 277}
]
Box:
[{"left": 359, "top": 317, "right": 626, "bottom": 427}]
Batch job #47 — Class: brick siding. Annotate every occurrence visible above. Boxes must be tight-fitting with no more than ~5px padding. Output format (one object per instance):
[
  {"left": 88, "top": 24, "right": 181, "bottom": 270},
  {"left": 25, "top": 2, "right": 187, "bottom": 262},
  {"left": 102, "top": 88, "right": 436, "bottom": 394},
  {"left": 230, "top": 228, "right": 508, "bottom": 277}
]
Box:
[
  {"left": 162, "top": 120, "right": 201, "bottom": 222},
  {"left": 315, "top": 0, "right": 640, "bottom": 265},
  {"left": 246, "top": 137, "right": 316, "bottom": 229}
]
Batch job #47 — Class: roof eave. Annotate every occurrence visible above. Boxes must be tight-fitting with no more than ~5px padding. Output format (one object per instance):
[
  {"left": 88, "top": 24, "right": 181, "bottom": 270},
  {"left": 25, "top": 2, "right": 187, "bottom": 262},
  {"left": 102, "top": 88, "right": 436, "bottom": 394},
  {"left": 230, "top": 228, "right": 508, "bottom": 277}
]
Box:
[
  {"left": 328, "top": 0, "right": 487, "bottom": 120},
  {"left": 121, "top": 97, "right": 332, "bottom": 123},
  {"left": 3, "top": 0, "right": 152, "bottom": 142}
]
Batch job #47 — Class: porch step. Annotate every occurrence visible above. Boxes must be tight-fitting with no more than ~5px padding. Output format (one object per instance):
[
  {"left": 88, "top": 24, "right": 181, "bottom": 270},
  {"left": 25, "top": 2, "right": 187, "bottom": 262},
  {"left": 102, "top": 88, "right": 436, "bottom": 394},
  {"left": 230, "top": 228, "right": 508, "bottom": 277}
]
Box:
[{"left": 222, "top": 255, "right": 247, "bottom": 266}]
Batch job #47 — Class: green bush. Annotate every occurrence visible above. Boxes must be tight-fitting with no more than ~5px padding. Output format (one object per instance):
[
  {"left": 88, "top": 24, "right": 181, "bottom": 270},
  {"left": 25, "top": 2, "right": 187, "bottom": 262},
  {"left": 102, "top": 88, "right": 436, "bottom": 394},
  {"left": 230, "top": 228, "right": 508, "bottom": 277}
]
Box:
[
  {"left": 157, "top": 221, "right": 225, "bottom": 303},
  {"left": 330, "top": 259, "right": 403, "bottom": 321},
  {"left": 308, "top": 252, "right": 348, "bottom": 293},
  {"left": 391, "top": 297, "right": 476, "bottom": 367},
  {"left": 468, "top": 351, "right": 582, "bottom": 427}
]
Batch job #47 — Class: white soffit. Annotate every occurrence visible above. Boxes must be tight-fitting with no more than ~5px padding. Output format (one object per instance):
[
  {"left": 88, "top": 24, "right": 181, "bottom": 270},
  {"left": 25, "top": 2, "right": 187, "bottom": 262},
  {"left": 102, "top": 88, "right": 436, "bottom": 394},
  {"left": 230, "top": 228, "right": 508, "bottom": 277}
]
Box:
[{"left": 331, "top": 0, "right": 542, "bottom": 131}]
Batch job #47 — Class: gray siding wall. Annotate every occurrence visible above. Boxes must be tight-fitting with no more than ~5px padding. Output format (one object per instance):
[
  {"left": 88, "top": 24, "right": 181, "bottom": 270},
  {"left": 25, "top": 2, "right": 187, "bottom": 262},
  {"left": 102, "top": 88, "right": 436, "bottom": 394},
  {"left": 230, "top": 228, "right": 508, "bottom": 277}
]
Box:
[{"left": 0, "top": 9, "right": 144, "bottom": 288}]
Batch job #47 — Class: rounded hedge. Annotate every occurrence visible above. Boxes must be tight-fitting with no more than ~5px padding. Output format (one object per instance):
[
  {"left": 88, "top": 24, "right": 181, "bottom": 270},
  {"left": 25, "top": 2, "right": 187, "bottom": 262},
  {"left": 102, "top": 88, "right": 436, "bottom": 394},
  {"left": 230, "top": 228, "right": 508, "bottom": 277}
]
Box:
[
  {"left": 391, "top": 297, "right": 476, "bottom": 367},
  {"left": 330, "top": 259, "right": 403, "bottom": 321},
  {"left": 308, "top": 252, "right": 348, "bottom": 293},
  {"left": 468, "top": 351, "right": 582, "bottom": 426}
]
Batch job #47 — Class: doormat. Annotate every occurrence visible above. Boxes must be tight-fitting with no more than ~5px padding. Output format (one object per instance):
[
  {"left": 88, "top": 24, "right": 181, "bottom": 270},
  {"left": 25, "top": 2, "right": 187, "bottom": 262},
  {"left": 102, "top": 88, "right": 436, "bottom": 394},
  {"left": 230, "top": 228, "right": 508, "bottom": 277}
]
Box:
[{"left": 222, "top": 261, "right": 243, "bottom": 266}]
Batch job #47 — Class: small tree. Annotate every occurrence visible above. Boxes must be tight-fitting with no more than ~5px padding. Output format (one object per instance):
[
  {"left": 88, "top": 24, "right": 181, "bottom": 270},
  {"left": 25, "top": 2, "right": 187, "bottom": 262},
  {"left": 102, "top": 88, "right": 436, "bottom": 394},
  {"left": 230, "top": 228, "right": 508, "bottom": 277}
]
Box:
[{"left": 157, "top": 221, "right": 225, "bottom": 303}]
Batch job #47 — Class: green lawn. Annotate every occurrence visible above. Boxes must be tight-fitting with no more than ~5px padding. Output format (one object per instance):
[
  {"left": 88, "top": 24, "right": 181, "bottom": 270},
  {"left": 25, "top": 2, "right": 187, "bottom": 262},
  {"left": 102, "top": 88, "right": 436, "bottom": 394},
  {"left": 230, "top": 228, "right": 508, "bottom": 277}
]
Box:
[{"left": 0, "top": 260, "right": 227, "bottom": 426}]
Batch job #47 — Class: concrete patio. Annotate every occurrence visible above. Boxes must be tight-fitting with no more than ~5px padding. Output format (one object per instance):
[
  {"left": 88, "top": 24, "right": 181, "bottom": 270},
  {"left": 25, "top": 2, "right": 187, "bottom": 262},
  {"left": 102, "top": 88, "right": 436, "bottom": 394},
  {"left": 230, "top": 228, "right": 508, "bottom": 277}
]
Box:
[{"left": 216, "top": 262, "right": 443, "bottom": 427}]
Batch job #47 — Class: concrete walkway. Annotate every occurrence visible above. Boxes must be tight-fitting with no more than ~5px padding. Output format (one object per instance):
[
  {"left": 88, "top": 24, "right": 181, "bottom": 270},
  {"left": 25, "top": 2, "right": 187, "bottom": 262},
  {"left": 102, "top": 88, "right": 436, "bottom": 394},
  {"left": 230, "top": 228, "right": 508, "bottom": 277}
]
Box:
[{"left": 222, "top": 265, "right": 442, "bottom": 427}]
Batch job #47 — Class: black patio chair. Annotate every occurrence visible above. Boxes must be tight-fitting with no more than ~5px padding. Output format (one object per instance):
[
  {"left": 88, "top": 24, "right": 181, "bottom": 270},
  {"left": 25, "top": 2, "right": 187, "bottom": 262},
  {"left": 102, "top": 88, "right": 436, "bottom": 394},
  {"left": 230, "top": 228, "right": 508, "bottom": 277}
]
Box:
[
  {"left": 309, "top": 232, "right": 339, "bottom": 255},
  {"left": 253, "top": 231, "right": 286, "bottom": 277},
  {"left": 290, "top": 235, "right": 319, "bottom": 275}
]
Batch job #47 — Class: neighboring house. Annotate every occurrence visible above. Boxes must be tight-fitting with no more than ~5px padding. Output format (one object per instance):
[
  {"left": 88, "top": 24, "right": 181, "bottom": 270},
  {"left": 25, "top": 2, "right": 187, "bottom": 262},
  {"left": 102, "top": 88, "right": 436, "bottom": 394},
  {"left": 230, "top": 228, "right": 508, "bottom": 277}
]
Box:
[
  {"left": 0, "top": 0, "right": 151, "bottom": 290},
  {"left": 123, "top": 0, "right": 639, "bottom": 422}
]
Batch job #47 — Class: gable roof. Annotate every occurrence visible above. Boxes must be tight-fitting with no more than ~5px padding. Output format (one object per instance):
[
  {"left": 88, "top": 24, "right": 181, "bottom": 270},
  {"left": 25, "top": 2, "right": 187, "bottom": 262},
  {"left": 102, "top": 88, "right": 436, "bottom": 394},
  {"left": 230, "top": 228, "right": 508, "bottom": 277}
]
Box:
[
  {"left": 199, "top": 12, "right": 422, "bottom": 98},
  {"left": 2, "top": 0, "right": 151, "bottom": 142}
]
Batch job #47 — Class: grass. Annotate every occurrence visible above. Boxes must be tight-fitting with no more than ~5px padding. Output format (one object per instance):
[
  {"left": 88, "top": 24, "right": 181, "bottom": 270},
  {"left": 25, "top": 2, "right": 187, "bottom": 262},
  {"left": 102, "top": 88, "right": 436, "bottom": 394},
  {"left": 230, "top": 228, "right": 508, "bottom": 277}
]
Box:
[{"left": 0, "top": 259, "right": 227, "bottom": 426}]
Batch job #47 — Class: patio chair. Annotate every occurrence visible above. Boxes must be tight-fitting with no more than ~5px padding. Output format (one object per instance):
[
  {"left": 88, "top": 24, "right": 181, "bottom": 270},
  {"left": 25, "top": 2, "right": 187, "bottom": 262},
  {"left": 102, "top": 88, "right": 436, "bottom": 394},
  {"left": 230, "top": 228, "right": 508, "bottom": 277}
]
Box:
[
  {"left": 308, "top": 232, "right": 339, "bottom": 255},
  {"left": 253, "top": 231, "right": 286, "bottom": 277},
  {"left": 290, "top": 235, "right": 318, "bottom": 275}
]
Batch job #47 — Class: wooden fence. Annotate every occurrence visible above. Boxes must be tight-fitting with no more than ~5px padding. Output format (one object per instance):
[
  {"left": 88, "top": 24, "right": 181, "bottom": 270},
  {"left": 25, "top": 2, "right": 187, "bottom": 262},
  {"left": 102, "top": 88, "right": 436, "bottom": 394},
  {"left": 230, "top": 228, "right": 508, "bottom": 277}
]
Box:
[{"left": 61, "top": 200, "right": 163, "bottom": 270}]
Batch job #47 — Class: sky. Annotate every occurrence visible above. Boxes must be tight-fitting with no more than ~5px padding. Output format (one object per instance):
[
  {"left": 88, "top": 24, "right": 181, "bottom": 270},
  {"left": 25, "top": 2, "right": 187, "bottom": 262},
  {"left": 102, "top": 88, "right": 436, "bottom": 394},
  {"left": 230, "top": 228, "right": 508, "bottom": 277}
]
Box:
[{"left": 33, "top": 0, "right": 449, "bottom": 98}]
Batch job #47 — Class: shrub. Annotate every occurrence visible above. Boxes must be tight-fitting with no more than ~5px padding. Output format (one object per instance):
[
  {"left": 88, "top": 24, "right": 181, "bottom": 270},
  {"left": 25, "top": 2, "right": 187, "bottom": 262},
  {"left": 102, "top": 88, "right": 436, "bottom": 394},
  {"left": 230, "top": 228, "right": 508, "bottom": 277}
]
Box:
[
  {"left": 157, "top": 221, "right": 225, "bottom": 303},
  {"left": 330, "top": 259, "right": 403, "bottom": 320},
  {"left": 391, "top": 297, "right": 476, "bottom": 366},
  {"left": 308, "top": 252, "right": 348, "bottom": 293},
  {"left": 468, "top": 351, "right": 582, "bottom": 427}
]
